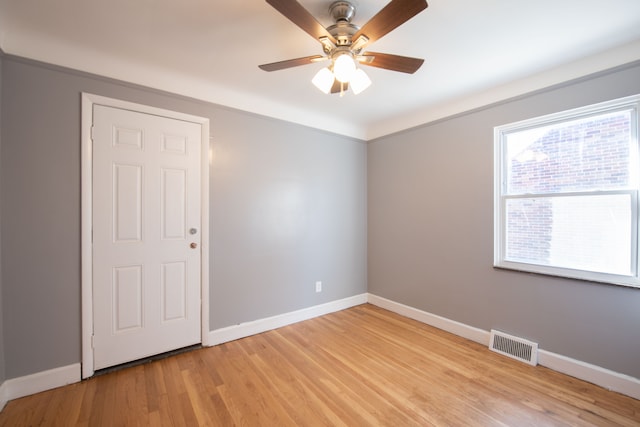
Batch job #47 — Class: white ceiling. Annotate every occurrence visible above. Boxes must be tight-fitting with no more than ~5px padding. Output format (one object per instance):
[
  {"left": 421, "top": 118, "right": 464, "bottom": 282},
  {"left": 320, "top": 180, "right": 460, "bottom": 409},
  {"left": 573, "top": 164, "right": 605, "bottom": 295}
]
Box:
[{"left": 1, "top": 0, "right": 639, "bottom": 140}]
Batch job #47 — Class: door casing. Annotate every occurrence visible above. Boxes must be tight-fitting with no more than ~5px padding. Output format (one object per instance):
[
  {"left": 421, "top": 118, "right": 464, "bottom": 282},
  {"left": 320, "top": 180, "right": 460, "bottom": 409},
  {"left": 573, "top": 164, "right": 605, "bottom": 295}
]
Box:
[{"left": 81, "top": 93, "right": 210, "bottom": 379}]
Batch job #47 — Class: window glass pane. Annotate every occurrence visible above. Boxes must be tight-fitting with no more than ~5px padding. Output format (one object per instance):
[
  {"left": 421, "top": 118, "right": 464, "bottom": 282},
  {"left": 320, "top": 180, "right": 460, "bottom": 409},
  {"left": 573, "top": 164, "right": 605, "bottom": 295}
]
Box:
[
  {"left": 505, "top": 110, "right": 633, "bottom": 195},
  {"left": 505, "top": 194, "right": 632, "bottom": 276}
]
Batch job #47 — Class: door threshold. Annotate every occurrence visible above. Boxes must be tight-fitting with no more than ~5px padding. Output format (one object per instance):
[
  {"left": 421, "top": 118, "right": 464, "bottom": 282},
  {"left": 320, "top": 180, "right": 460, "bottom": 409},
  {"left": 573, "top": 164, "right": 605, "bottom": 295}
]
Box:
[{"left": 92, "top": 344, "right": 202, "bottom": 377}]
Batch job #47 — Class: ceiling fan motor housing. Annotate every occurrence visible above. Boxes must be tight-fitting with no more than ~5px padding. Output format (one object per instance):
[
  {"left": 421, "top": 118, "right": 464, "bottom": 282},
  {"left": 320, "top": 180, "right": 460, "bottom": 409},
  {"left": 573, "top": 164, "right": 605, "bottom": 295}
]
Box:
[
  {"left": 329, "top": 1, "right": 355, "bottom": 23},
  {"left": 327, "top": 1, "right": 359, "bottom": 47}
]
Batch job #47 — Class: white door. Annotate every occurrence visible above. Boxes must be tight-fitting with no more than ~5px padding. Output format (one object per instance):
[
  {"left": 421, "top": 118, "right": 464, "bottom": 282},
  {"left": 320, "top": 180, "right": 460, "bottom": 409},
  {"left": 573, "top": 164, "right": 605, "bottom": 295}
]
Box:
[{"left": 92, "top": 105, "right": 202, "bottom": 370}]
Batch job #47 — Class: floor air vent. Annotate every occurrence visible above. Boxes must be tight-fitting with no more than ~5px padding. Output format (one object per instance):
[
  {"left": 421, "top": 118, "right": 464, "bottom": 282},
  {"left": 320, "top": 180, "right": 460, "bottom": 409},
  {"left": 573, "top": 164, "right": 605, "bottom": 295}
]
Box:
[{"left": 489, "top": 330, "right": 538, "bottom": 366}]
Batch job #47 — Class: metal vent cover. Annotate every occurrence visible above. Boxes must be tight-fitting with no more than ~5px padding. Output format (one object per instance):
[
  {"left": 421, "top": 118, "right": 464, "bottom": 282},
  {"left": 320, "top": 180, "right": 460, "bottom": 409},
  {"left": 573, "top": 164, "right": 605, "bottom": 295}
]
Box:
[{"left": 489, "top": 330, "right": 538, "bottom": 366}]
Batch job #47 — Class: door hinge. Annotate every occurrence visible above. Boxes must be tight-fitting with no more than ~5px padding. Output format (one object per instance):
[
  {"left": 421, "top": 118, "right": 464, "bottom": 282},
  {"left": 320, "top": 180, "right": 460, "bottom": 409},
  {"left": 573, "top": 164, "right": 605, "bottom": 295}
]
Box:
[{"left": 91, "top": 334, "right": 95, "bottom": 349}]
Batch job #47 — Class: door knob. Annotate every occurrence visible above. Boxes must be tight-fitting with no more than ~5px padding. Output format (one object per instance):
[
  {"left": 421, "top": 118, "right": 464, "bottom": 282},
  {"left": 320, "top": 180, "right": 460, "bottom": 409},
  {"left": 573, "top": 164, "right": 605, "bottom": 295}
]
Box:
[{"left": 190, "top": 242, "right": 197, "bottom": 249}]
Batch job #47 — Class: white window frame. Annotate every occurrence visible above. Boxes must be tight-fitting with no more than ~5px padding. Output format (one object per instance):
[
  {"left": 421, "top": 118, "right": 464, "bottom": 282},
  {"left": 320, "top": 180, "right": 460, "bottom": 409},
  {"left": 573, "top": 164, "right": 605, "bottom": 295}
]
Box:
[{"left": 494, "top": 94, "right": 640, "bottom": 288}]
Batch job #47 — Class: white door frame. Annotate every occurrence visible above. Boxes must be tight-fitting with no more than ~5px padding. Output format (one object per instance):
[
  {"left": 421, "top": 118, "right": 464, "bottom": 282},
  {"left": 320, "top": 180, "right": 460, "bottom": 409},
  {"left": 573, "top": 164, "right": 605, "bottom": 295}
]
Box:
[{"left": 81, "top": 93, "right": 210, "bottom": 379}]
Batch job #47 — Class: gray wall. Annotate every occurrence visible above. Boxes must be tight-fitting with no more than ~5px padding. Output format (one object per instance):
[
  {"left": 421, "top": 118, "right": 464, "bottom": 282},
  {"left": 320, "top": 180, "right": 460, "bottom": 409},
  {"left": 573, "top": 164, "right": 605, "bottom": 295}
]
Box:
[
  {"left": 368, "top": 61, "right": 640, "bottom": 379},
  {"left": 0, "top": 50, "right": 5, "bottom": 385},
  {"left": 0, "top": 56, "right": 367, "bottom": 379},
  {"left": 211, "top": 113, "right": 367, "bottom": 327}
]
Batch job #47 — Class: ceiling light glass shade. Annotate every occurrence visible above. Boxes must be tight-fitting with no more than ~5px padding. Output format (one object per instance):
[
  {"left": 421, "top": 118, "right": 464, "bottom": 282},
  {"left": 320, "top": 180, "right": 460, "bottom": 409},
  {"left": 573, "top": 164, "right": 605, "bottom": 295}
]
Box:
[
  {"left": 311, "top": 67, "right": 334, "bottom": 94},
  {"left": 350, "top": 69, "right": 372, "bottom": 95},
  {"left": 333, "top": 53, "right": 356, "bottom": 83}
]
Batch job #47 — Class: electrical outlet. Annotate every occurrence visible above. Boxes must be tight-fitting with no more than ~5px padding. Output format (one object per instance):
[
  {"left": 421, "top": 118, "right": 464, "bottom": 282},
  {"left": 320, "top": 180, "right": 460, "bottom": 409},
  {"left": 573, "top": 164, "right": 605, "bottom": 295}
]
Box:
[{"left": 315, "top": 281, "right": 322, "bottom": 293}]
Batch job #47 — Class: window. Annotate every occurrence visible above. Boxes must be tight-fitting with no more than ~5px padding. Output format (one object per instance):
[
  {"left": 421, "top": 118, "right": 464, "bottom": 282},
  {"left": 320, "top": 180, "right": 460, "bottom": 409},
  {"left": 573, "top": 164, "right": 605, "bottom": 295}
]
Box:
[{"left": 494, "top": 95, "right": 640, "bottom": 287}]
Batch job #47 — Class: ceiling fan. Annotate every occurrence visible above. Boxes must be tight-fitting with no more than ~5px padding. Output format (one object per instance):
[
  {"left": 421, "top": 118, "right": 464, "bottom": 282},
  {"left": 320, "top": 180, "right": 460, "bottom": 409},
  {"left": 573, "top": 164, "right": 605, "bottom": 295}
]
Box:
[{"left": 259, "top": 0, "right": 428, "bottom": 95}]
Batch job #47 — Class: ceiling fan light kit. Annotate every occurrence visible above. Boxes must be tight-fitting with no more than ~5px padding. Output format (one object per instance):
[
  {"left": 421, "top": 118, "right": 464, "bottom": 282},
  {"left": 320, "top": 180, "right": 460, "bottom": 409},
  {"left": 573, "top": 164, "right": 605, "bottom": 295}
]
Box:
[
  {"left": 260, "top": 0, "right": 428, "bottom": 96},
  {"left": 312, "top": 60, "right": 371, "bottom": 96},
  {"left": 311, "top": 67, "right": 335, "bottom": 94},
  {"left": 333, "top": 52, "right": 356, "bottom": 83},
  {"left": 350, "top": 68, "right": 372, "bottom": 94}
]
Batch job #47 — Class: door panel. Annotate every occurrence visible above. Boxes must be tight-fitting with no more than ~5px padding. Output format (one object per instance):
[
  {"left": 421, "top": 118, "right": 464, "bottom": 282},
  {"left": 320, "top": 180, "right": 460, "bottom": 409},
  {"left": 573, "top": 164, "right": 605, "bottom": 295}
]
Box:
[
  {"left": 113, "top": 163, "right": 143, "bottom": 242},
  {"left": 92, "top": 105, "right": 202, "bottom": 370},
  {"left": 113, "top": 265, "right": 143, "bottom": 332},
  {"left": 162, "top": 168, "right": 187, "bottom": 239},
  {"left": 162, "top": 261, "right": 187, "bottom": 321}
]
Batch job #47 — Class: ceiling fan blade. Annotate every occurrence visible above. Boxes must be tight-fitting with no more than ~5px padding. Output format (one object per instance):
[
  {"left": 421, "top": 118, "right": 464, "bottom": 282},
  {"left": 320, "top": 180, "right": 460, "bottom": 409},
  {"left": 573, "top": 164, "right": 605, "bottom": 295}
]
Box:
[
  {"left": 358, "top": 52, "right": 424, "bottom": 74},
  {"left": 352, "top": 0, "right": 428, "bottom": 49},
  {"left": 266, "top": 0, "right": 337, "bottom": 45},
  {"left": 259, "top": 55, "right": 326, "bottom": 71}
]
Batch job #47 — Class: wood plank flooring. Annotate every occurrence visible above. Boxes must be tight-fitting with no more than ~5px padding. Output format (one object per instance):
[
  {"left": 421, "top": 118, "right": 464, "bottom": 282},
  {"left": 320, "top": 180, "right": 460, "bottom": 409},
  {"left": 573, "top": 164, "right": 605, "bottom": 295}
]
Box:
[{"left": 1, "top": 304, "right": 638, "bottom": 426}]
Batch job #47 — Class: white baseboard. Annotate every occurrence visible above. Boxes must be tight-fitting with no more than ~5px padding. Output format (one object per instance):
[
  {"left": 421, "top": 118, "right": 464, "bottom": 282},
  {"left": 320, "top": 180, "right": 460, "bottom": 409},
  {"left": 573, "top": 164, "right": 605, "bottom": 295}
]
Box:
[
  {"left": 538, "top": 350, "right": 640, "bottom": 400},
  {"left": 367, "top": 293, "right": 640, "bottom": 401},
  {"left": 208, "top": 293, "right": 368, "bottom": 346},
  {"left": 367, "top": 294, "right": 491, "bottom": 345},
  {"left": 0, "top": 380, "right": 8, "bottom": 412},
  {"left": 2, "top": 364, "right": 81, "bottom": 407}
]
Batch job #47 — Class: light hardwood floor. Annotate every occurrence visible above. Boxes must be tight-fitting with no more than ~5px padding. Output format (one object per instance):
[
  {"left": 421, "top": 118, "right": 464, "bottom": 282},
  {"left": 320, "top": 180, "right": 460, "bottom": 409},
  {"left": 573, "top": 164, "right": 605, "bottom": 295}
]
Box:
[{"left": 1, "top": 304, "right": 639, "bottom": 426}]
